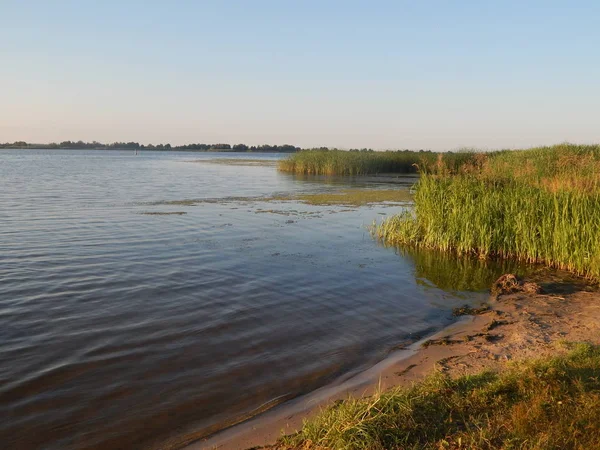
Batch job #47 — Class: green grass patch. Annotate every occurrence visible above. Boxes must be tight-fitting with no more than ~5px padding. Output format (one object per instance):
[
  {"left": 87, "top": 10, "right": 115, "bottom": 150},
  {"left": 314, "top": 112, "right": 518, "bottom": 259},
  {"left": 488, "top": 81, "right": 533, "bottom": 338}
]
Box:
[
  {"left": 280, "top": 343, "right": 600, "bottom": 450},
  {"left": 278, "top": 149, "right": 476, "bottom": 176},
  {"left": 373, "top": 144, "right": 600, "bottom": 282}
]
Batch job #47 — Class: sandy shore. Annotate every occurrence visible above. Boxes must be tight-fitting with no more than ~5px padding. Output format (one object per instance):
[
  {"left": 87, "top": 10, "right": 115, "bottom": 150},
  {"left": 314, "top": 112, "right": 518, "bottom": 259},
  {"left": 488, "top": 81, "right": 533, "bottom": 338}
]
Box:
[{"left": 187, "top": 277, "right": 600, "bottom": 450}]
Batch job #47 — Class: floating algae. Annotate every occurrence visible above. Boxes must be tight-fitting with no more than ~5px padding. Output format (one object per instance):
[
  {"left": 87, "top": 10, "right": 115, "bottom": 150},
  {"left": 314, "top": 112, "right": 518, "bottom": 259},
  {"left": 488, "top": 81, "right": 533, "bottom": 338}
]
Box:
[
  {"left": 139, "top": 211, "right": 187, "bottom": 216},
  {"left": 188, "top": 159, "right": 278, "bottom": 167},
  {"left": 137, "top": 188, "right": 412, "bottom": 217}
]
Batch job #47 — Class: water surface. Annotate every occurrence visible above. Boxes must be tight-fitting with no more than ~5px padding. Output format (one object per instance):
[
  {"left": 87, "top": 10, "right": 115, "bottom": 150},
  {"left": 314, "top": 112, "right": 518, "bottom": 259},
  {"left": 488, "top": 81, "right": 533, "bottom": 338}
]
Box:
[{"left": 1, "top": 150, "right": 528, "bottom": 449}]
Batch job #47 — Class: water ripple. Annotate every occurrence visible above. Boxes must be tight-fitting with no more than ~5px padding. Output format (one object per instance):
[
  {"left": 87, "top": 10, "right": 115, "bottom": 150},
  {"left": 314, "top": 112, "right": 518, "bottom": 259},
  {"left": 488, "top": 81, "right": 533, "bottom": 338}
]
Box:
[{"left": 0, "top": 150, "right": 507, "bottom": 449}]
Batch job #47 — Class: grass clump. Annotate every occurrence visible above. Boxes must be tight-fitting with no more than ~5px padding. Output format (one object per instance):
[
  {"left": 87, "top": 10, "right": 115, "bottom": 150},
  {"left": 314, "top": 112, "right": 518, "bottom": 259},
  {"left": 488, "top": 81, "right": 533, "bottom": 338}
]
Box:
[
  {"left": 373, "top": 144, "right": 600, "bottom": 282},
  {"left": 280, "top": 343, "right": 600, "bottom": 450},
  {"left": 278, "top": 149, "right": 476, "bottom": 176}
]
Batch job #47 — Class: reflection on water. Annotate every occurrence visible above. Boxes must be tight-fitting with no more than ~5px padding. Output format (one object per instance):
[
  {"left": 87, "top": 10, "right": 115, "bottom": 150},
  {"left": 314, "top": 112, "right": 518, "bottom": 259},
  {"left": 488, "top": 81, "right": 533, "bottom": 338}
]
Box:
[
  {"left": 398, "top": 247, "right": 542, "bottom": 293},
  {"left": 0, "top": 150, "right": 557, "bottom": 450}
]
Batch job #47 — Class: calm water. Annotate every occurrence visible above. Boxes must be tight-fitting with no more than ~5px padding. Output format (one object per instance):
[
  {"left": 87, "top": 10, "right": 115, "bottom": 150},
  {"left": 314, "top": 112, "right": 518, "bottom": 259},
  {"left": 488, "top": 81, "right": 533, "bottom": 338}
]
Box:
[{"left": 1, "top": 150, "right": 526, "bottom": 449}]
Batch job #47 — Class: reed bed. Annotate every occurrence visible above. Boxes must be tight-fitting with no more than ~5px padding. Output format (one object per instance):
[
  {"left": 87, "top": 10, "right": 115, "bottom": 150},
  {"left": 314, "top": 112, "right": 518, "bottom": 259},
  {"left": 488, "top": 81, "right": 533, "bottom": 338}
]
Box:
[
  {"left": 374, "top": 144, "right": 600, "bottom": 282},
  {"left": 280, "top": 343, "right": 600, "bottom": 450},
  {"left": 278, "top": 149, "right": 476, "bottom": 176}
]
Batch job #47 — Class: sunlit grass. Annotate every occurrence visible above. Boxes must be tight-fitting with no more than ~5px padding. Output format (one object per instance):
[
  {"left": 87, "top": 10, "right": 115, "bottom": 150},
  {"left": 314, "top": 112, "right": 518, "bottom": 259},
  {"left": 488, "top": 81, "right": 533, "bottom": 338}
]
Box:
[
  {"left": 278, "top": 150, "right": 477, "bottom": 176},
  {"left": 280, "top": 343, "right": 600, "bottom": 450},
  {"left": 373, "top": 144, "right": 600, "bottom": 282}
]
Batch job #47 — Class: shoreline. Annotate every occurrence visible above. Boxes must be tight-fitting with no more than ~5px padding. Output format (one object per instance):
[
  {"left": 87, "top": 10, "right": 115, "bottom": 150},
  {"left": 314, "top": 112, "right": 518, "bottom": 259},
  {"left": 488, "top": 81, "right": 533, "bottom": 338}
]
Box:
[
  {"left": 185, "top": 317, "right": 474, "bottom": 450},
  {"left": 186, "top": 276, "right": 600, "bottom": 450}
]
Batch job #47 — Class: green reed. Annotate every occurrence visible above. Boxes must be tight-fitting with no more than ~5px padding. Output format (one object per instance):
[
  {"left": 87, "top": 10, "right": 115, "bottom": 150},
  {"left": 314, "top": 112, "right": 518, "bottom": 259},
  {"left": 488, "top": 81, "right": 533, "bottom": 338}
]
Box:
[
  {"left": 374, "top": 144, "right": 600, "bottom": 282},
  {"left": 278, "top": 149, "right": 476, "bottom": 176}
]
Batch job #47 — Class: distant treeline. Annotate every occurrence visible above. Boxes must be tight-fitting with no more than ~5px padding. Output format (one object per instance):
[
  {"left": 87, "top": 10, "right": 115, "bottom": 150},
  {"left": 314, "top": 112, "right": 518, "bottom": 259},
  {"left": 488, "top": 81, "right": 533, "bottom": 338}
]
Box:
[
  {"left": 0, "top": 141, "right": 434, "bottom": 153},
  {"left": 0, "top": 140, "right": 300, "bottom": 153}
]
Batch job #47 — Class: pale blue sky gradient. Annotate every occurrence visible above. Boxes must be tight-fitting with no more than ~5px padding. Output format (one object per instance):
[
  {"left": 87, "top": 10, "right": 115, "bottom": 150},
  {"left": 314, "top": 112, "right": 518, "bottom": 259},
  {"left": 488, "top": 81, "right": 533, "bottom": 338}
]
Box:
[{"left": 2, "top": 1, "right": 599, "bottom": 149}]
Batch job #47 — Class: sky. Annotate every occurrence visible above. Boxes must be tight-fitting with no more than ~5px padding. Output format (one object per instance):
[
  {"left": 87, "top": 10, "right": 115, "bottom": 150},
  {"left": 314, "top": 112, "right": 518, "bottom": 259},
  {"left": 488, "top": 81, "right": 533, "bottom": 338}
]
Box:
[{"left": 1, "top": 0, "right": 599, "bottom": 150}]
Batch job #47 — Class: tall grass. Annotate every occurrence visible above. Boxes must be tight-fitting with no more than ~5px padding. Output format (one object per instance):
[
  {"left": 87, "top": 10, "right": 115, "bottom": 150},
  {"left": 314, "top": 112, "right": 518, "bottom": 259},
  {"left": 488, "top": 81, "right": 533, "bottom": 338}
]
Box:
[
  {"left": 481, "top": 143, "right": 600, "bottom": 191},
  {"left": 281, "top": 343, "right": 600, "bottom": 450},
  {"left": 374, "top": 144, "right": 600, "bottom": 282},
  {"left": 278, "top": 149, "right": 476, "bottom": 176}
]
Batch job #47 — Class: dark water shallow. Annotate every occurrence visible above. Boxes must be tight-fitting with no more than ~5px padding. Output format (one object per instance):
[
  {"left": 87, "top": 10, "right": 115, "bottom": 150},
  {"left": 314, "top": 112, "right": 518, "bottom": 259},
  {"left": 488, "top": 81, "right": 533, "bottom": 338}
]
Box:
[{"left": 1, "top": 150, "right": 536, "bottom": 449}]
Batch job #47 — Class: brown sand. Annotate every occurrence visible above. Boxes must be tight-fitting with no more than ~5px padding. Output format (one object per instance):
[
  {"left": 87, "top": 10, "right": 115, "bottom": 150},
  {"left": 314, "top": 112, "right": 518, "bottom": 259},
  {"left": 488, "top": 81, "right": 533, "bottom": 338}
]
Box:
[{"left": 186, "top": 279, "right": 600, "bottom": 450}]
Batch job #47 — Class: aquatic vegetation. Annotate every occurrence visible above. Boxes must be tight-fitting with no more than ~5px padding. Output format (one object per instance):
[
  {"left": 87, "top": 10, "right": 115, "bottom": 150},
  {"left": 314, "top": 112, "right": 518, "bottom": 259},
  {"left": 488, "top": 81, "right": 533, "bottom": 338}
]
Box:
[
  {"left": 278, "top": 149, "right": 477, "bottom": 175},
  {"left": 281, "top": 343, "right": 600, "bottom": 449},
  {"left": 374, "top": 144, "right": 600, "bottom": 282},
  {"left": 139, "top": 211, "right": 187, "bottom": 215},
  {"left": 142, "top": 188, "right": 412, "bottom": 211},
  {"left": 138, "top": 196, "right": 263, "bottom": 207},
  {"left": 291, "top": 189, "right": 413, "bottom": 206},
  {"left": 143, "top": 199, "right": 206, "bottom": 206},
  {"left": 190, "top": 158, "right": 278, "bottom": 166},
  {"left": 254, "top": 209, "right": 323, "bottom": 218}
]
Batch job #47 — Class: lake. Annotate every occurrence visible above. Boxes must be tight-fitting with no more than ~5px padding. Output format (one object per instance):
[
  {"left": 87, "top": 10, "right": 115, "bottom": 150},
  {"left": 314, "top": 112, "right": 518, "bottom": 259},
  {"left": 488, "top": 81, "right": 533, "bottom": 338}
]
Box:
[{"left": 0, "top": 150, "right": 526, "bottom": 449}]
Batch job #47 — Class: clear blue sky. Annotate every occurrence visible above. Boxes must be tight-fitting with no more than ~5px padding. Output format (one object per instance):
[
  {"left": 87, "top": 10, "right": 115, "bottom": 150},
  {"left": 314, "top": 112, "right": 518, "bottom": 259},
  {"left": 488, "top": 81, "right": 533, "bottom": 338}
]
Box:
[{"left": 2, "top": 1, "right": 599, "bottom": 149}]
